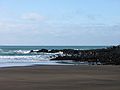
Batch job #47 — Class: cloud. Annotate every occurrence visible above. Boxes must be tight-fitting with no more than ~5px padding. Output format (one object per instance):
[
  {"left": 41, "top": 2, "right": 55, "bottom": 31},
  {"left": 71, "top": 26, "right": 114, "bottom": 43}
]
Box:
[
  {"left": 0, "top": 12, "right": 45, "bottom": 32},
  {"left": 0, "top": 22, "right": 37, "bottom": 32},
  {"left": 21, "top": 12, "right": 44, "bottom": 22},
  {"left": 0, "top": 19, "right": 120, "bottom": 45}
]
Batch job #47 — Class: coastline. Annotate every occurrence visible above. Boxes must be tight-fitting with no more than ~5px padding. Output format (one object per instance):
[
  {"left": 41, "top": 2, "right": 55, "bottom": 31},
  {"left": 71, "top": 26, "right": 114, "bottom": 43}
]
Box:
[
  {"left": 0, "top": 65, "right": 120, "bottom": 90},
  {"left": 0, "top": 45, "right": 119, "bottom": 68}
]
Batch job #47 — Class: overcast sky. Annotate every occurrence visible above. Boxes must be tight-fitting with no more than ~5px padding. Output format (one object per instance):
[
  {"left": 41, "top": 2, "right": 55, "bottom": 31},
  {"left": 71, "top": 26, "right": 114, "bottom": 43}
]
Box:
[{"left": 0, "top": 0, "right": 120, "bottom": 46}]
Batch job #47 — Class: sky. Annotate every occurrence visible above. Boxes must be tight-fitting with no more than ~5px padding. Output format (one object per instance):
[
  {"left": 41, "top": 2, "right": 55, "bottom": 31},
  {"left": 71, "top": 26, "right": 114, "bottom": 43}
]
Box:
[{"left": 0, "top": 0, "right": 120, "bottom": 46}]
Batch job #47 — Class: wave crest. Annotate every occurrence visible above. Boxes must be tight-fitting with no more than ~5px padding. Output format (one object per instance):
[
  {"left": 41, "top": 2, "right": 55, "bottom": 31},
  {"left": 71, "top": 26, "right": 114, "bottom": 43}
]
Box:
[{"left": 0, "top": 49, "right": 31, "bottom": 55}]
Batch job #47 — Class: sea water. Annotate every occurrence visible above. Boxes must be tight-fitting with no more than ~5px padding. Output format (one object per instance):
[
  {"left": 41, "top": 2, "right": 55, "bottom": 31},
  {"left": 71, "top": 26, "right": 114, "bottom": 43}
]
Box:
[{"left": 0, "top": 46, "right": 107, "bottom": 67}]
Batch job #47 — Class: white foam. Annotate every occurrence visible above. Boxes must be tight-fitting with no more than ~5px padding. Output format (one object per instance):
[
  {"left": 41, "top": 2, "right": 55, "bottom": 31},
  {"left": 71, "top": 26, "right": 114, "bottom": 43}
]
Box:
[
  {"left": 0, "top": 52, "right": 67, "bottom": 68},
  {"left": 0, "top": 55, "right": 51, "bottom": 60},
  {"left": 14, "top": 50, "right": 30, "bottom": 54},
  {"left": 0, "top": 60, "right": 72, "bottom": 68}
]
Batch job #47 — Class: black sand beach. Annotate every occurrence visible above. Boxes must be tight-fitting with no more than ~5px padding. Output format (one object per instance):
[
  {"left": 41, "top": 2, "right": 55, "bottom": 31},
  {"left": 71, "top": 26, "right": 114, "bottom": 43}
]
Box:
[{"left": 0, "top": 65, "right": 120, "bottom": 90}]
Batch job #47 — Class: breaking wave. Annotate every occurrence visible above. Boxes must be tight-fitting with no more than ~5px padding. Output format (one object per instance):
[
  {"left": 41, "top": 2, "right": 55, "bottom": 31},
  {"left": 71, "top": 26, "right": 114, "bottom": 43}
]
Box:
[
  {"left": 0, "top": 49, "right": 61, "bottom": 67},
  {"left": 0, "top": 49, "right": 31, "bottom": 55}
]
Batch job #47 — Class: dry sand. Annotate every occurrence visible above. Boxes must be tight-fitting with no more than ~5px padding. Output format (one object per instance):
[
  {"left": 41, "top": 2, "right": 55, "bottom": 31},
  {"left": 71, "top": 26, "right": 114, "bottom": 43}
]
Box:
[{"left": 0, "top": 65, "right": 120, "bottom": 90}]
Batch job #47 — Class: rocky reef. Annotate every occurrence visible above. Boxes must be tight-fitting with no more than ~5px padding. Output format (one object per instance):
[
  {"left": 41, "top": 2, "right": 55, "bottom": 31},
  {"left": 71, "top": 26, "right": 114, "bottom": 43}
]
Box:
[{"left": 30, "top": 45, "right": 120, "bottom": 65}]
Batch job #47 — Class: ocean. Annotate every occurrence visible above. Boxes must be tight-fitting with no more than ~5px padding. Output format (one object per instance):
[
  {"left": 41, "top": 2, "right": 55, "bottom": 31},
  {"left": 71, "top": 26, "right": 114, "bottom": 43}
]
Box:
[{"left": 0, "top": 46, "right": 107, "bottom": 67}]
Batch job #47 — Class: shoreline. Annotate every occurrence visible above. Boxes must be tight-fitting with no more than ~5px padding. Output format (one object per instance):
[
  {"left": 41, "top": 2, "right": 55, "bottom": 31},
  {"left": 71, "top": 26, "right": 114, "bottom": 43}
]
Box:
[
  {"left": 0, "top": 45, "right": 120, "bottom": 66},
  {"left": 0, "top": 63, "right": 75, "bottom": 68},
  {"left": 1, "top": 64, "right": 119, "bottom": 69}
]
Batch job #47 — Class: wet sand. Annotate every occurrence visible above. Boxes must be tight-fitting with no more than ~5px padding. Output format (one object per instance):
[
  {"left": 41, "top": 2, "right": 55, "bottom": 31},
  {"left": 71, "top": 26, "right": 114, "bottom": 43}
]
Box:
[{"left": 0, "top": 65, "right": 120, "bottom": 90}]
